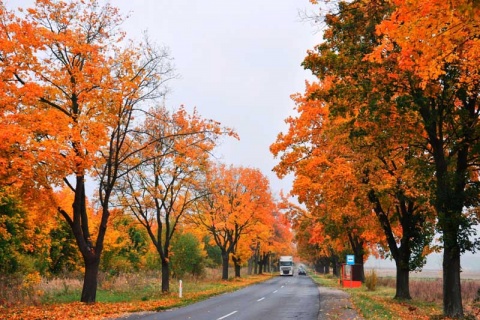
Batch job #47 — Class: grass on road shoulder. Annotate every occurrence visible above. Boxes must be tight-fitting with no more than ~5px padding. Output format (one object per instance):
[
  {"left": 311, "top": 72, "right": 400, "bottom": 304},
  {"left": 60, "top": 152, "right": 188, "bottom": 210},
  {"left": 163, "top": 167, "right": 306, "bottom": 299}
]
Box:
[{"left": 310, "top": 273, "right": 443, "bottom": 320}]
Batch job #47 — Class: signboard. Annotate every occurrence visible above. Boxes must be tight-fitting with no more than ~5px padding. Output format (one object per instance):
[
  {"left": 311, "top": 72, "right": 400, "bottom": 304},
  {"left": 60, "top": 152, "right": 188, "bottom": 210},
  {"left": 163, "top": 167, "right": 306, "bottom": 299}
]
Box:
[{"left": 346, "top": 255, "right": 355, "bottom": 265}]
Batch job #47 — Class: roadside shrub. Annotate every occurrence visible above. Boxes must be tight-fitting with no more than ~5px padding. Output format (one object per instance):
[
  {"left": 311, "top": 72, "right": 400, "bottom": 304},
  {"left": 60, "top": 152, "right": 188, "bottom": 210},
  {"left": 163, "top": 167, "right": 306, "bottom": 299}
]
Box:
[
  {"left": 365, "top": 269, "right": 378, "bottom": 291},
  {"left": 171, "top": 233, "right": 205, "bottom": 279}
]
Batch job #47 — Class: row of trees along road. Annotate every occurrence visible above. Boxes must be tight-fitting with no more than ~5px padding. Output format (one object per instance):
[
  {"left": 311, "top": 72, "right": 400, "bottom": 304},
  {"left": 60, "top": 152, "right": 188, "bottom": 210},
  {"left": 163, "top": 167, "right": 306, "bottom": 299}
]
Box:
[
  {"left": 271, "top": 0, "right": 480, "bottom": 318},
  {"left": 0, "top": 0, "right": 294, "bottom": 303}
]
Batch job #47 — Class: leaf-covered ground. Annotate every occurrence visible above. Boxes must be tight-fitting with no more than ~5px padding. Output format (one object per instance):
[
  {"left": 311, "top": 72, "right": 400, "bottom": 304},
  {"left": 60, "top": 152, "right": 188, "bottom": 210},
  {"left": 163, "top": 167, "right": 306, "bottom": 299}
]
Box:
[{"left": 2, "top": 276, "right": 270, "bottom": 320}]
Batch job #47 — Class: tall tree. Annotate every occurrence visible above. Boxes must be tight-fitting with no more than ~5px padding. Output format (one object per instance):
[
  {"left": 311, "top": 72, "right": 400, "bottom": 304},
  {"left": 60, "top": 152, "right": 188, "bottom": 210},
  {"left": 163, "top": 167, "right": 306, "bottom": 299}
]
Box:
[
  {"left": 0, "top": 0, "right": 174, "bottom": 302},
  {"left": 370, "top": 0, "right": 480, "bottom": 315},
  {"left": 272, "top": 0, "right": 437, "bottom": 298}
]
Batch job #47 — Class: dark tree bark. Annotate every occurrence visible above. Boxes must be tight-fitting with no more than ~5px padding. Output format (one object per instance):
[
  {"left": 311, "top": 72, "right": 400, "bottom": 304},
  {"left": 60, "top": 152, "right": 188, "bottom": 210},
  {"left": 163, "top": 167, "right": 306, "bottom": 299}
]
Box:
[
  {"left": 395, "top": 265, "right": 411, "bottom": 300},
  {"left": 59, "top": 175, "right": 107, "bottom": 303},
  {"left": 415, "top": 86, "right": 477, "bottom": 317},
  {"left": 221, "top": 251, "right": 229, "bottom": 280},
  {"left": 331, "top": 254, "right": 340, "bottom": 277},
  {"left": 161, "top": 259, "right": 170, "bottom": 292},
  {"left": 81, "top": 256, "right": 100, "bottom": 303},
  {"left": 232, "top": 256, "right": 241, "bottom": 278}
]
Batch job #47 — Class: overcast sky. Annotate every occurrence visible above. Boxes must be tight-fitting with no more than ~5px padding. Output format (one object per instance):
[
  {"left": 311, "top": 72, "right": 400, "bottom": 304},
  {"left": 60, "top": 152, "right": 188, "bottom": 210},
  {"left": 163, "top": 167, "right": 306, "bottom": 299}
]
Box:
[
  {"left": 10, "top": 0, "right": 320, "bottom": 197},
  {"left": 9, "top": 0, "right": 480, "bottom": 271},
  {"left": 114, "top": 0, "right": 319, "bottom": 198}
]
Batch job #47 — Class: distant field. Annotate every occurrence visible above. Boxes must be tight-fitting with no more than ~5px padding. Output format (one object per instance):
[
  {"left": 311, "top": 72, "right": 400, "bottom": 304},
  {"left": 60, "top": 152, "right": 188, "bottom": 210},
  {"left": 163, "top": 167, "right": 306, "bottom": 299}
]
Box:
[{"left": 365, "top": 267, "right": 480, "bottom": 280}]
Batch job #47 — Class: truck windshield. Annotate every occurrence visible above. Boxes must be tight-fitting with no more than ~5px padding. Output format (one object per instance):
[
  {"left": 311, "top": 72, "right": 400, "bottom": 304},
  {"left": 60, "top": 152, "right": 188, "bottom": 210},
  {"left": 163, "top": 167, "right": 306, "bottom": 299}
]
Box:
[{"left": 280, "top": 261, "right": 293, "bottom": 266}]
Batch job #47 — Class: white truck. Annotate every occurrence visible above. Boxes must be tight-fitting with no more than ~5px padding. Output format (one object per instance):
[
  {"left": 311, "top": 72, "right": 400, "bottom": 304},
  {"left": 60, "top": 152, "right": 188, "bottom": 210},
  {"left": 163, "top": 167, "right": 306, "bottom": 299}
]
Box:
[{"left": 279, "top": 256, "right": 294, "bottom": 276}]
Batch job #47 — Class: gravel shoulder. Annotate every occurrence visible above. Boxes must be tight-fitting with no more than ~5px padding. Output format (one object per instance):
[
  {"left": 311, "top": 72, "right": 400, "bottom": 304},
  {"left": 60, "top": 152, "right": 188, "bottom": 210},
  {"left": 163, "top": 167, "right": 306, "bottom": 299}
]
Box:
[{"left": 317, "top": 285, "right": 363, "bottom": 320}]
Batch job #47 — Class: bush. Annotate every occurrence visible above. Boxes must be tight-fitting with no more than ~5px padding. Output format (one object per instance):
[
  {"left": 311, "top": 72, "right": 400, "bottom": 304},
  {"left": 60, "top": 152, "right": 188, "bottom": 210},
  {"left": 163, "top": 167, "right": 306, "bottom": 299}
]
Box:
[
  {"left": 171, "top": 233, "right": 205, "bottom": 279},
  {"left": 365, "top": 269, "right": 378, "bottom": 291}
]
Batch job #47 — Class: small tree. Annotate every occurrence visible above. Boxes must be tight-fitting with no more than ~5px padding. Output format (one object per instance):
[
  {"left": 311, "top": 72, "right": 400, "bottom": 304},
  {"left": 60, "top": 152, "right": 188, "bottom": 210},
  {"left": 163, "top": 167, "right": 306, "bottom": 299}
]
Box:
[
  {"left": 171, "top": 233, "right": 204, "bottom": 279},
  {"left": 191, "top": 164, "right": 276, "bottom": 280},
  {"left": 114, "top": 106, "right": 234, "bottom": 292}
]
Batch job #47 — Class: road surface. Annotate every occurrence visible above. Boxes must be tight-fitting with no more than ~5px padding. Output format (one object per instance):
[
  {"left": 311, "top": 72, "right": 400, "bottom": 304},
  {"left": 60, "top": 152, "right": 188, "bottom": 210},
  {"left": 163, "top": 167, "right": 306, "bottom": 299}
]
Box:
[{"left": 121, "top": 275, "right": 320, "bottom": 320}]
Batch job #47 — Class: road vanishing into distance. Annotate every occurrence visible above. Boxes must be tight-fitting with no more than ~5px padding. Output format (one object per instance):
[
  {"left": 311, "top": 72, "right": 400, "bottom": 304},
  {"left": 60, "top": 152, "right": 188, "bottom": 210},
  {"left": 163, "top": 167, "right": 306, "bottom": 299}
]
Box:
[{"left": 121, "top": 275, "right": 320, "bottom": 320}]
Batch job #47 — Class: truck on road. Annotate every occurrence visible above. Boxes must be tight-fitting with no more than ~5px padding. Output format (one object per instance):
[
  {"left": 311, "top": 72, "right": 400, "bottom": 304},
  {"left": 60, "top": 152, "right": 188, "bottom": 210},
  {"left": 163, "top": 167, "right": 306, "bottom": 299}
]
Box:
[{"left": 279, "top": 256, "right": 294, "bottom": 276}]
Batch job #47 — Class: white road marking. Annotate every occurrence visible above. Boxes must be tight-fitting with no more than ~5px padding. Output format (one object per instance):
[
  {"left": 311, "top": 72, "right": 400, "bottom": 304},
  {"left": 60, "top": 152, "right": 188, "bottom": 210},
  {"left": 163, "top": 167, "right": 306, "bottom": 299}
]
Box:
[
  {"left": 257, "top": 297, "right": 265, "bottom": 301},
  {"left": 273, "top": 290, "right": 278, "bottom": 293},
  {"left": 217, "top": 311, "right": 238, "bottom": 320}
]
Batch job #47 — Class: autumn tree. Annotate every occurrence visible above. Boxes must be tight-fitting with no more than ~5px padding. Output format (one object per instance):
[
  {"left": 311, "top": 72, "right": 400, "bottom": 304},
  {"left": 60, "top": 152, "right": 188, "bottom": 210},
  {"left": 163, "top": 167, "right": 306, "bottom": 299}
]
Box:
[
  {"left": 369, "top": 0, "right": 480, "bottom": 315},
  {"left": 271, "top": 81, "right": 377, "bottom": 281},
  {"left": 278, "top": 193, "right": 339, "bottom": 274},
  {"left": 253, "top": 205, "right": 294, "bottom": 274},
  {"left": 0, "top": 0, "right": 174, "bottom": 302},
  {"left": 305, "top": 0, "right": 436, "bottom": 299},
  {"left": 272, "top": 0, "right": 438, "bottom": 298},
  {"left": 113, "top": 106, "right": 234, "bottom": 292},
  {"left": 191, "top": 164, "right": 276, "bottom": 280}
]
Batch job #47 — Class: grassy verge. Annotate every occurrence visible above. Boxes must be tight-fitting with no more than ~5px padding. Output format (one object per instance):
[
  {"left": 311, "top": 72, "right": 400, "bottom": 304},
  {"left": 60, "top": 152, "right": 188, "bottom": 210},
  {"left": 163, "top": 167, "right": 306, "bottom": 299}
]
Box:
[
  {"left": 310, "top": 273, "right": 480, "bottom": 319},
  {"left": 2, "top": 273, "right": 275, "bottom": 320}
]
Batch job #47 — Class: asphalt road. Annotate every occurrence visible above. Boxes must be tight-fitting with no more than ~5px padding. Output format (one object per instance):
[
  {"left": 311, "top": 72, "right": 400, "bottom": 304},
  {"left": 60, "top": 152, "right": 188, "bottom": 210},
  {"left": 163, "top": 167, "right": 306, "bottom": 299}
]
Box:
[{"left": 121, "top": 275, "right": 320, "bottom": 320}]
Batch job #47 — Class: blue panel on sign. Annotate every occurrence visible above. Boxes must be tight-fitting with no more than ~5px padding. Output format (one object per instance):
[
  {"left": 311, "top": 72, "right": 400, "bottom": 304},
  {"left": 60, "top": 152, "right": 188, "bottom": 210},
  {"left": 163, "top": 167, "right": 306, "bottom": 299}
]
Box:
[{"left": 346, "top": 255, "right": 355, "bottom": 265}]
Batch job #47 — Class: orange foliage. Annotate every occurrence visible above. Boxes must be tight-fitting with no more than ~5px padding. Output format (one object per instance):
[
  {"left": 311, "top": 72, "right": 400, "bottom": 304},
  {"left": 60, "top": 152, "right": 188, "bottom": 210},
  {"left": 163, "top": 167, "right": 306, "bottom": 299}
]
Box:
[
  {"left": 370, "top": 0, "right": 480, "bottom": 89},
  {"left": 191, "top": 163, "right": 277, "bottom": 275}
]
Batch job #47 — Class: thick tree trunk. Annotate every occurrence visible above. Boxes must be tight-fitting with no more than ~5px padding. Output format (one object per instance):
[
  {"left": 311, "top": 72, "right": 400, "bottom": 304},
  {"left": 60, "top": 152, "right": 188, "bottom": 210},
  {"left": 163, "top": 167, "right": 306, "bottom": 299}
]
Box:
[
  {"left": 443, "top": 236, "right": 463, "bottom": 317},
  {"left": 354, "top": 253, "right": 365, "bottom": 282},
  {"left": 234, "top": 262, "right": 241, "bottom": 278},
  {"left": 81, "top": 255, "right": 100, "bottom": 303},
  {"left": 232, "top": 256, "right": 241, "bottom": 278},
  {"left": 221, "top": 252, "right": 229, "bottom": 280},
  {"left": 395, "top": 265, "right": 411, "bottom": 299},
  {"left": 161, "top": 259, "right": 170, "bottom": 292}
]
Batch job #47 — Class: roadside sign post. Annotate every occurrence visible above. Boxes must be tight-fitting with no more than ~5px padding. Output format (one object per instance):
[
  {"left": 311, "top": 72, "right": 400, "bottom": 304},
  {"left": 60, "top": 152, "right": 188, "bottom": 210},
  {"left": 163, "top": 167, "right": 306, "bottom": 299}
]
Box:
[
  {"left": 340, "top": 255, "right": 361, "bottom": 288},
  {"left": 179, "top": 280, "right": 183, "bottom": 298}
]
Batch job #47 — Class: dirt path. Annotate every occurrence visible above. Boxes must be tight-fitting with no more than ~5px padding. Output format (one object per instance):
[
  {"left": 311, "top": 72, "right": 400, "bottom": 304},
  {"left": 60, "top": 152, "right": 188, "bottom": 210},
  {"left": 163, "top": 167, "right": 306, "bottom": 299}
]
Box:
[{"left": 317, "top": 286, "right": 363, "bottom": 319}]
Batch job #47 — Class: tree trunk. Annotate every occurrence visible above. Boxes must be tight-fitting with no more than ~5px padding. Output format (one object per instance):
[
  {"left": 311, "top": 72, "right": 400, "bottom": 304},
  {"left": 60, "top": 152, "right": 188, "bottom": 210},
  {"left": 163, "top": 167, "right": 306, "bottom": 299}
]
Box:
[
  {"left": 332, "top": 255, "right": 339, "bottom": 277},
  {"left": 234, "top": 261, "right": 241, "bottom": 278},
  {"left": 395, "top": 265, "right": 411, "bottom": 299},
  {"left": 248, "top": 256, "right": 253, "bottom": 275},
  {"left": 81, "top": 255, "right": 100, "bottom": 303},
  {"left": 221, "top": 252, "right": 229, "bottom": 280},
  {"left": 161, "top": 259, "right": 170, "bottom": 292},
  {"left": 443, "top": 237, "right": 463, "bottom": 317},
  {"left": 232, "top": 256, "right": 241, "bottom": 278}
]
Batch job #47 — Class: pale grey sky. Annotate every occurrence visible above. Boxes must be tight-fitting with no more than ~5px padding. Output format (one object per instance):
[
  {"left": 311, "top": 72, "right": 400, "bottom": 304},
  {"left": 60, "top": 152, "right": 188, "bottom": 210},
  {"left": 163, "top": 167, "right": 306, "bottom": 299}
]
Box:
[
  {"left": 10, "top": 0, "right": 319, "bottom": 197},
  {"left": 115, "top": 0, "right": 319, "bottom": 198}
]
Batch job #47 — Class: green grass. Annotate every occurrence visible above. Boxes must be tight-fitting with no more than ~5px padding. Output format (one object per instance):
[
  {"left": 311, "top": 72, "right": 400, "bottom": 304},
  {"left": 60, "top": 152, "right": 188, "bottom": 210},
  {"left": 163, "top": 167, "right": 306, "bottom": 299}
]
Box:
[
  {"left": 349, "top": 288, "right": 398, "bottom": 319},
  {"left": 40, "top": 273, "right": 274, "bottom": 306},
  {"left": 309, "top": 273, "right": 445, "bottom": 319}
]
